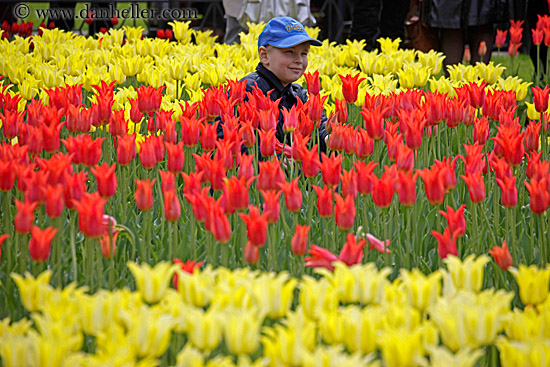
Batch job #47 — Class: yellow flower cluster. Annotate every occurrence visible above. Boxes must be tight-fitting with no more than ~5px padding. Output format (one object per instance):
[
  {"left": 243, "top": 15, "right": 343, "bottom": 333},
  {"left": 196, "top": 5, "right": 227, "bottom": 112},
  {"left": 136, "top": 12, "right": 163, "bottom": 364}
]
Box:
[
  {"left": 2, "top": 256, "right": 550, "bottom": 367},
  {"left": 0, "top": 21, "right": 530, "bottom": 118}
]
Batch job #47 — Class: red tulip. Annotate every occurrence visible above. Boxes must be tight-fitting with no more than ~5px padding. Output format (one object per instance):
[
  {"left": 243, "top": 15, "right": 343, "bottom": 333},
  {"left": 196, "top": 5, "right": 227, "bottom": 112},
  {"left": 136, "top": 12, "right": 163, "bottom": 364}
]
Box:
[
  {"left": 533, "top": 86, "right": 550, "bottom": 113},
  {"left": 354, "top": 160, "right": 378, "bottom": 195},
  {"left": 496, "top": 176, "right": 518, "bottom": 208},
  {"left": 257, "top": 159, "right": 285, "bottom": 192},
  {"left": 361, "top": 104, "right": 389, "bottom": 141},
  {"left": 159, "top": 170, "right": 176, "bottom": 194},
  {"left": 91, "top": 163, "right": 117, "bottom": 198},
  {"left": 0, "top": 109, "right": 23, "bottom": 139},
  {"left": 244, "top": 241, "right": 260, "bottom": 264},
  {"left": 399, "top": 109, "right": 426, "bottom": 150},
  {"left": 23, "top": 169, "right": 48, "bottom": 204},
  {"left": 165, "top": 141, "right": 185, "bottom": 173},
  {"left": 109, "top": 109, "right": 128, "bottom": 136},
  {"left": 334, "top": 98, "right": 348, "bottom": 124},
  {"left": 139, "top": 137, "right": 158, "bottom": 170},
  {"left": 307, "top": 94, "right": 327, "bottom": 123},
  {"left": 291, "top": 224, "right": 310, "bottom": 256},
  {"left": 163, "top": 189, "right": 181, "bottom": 222},
  {"left": 495, "top": 29, "right": 507, "bottom": 48},
  {"left": 282, "top": 105, "right": 298, "bottom": 133},
  {"left": 206, "top": 203, "right": 231, "bottom": 244},
  {"left": 473, "top": 116, "right": 490, "bottom": 145},
  {"left": 524, "top": 120, "right": 541, "bottom": 153},
  {"left": 432, "top": 227, "right": 459, "bottom": 259},
  {"left": 304, "top": 70, "right": 321, "bottom": 96},
  {"left": 311, "top": 184, "right": 333, "bottom": 218},
  {"left": 116, "top": 133, "right": 137, "bottom": 166},
  {"left": 261, "top": 190, "right": 282, "bottom": 224},
  {"left": 397, "top": 170, "right": 417, "bottom": 206},
  {"left": 238, "top": 205, "right": 270, "bottom": 247},
  {"left": 419, "top": 166, "right": 446, "bottom": 205},
  {"left": 478, "top": 41, "right": 487, "bottom": 57},
  {"left": 320, "top": 152, "right": 342, "bottom": 187},
  {"left": 340, "top": 73, "right": 365, "bottom": 104},
  {"left": 461, "top": 171, "right": 486, "bottom": 203},
  {"left": 14, "top": 199, "right": 38, "bottom": 234},
  {"left": 63, "top": 171, "right": 88, "bottom": 210},
  {"left": 224, "top": 175, "right": 255, "bottom": 212},
  {"left": 355, "top": 128, "right": 374, "bottom": 159},
  {"left": 524, "top": 178, "right": 549, "bottom": 214},
  {"left": 489, "top": 241, "right": 513, "bottom": 270},
  {"left": 136, "top": 85, "right": 164, "bottom": 113},
  {"left": 129, "top": 98, "right": 144, "bottom": 124},
  {"left": 100, "top": 230, "right": 119, "bottom": 259},
  {"left": 0, "top": 234, "right": 8, "bottom": 259},
  {"left": 438, "top": 205, "right": 466, "bottom": 237},
  {"left": 532, "top": 28, "right": 544, "bottom": 46},
  {"left": 509, "top": 20, "right": 523, "bottom": 44},
  {"left": 43, "top": 185, "right": 64, "bottom": 218},
  {"left": 278, "top": 178, "right": 302, "bottom": 212},
  {"left": 0, "top": 160, "right": 15, "bottom": 192},
  {"left": 28, "top": 226, "right": 57, "bottom": 262},
  {"left": 258, "top": 128, "right": 277, "bottom": 158},
  {"left": 305, "top": 245, "right": 338, "bottom": 271},
  {"left": 334, "top": 193, "right": 356, "bottom": 231},
  {"left": 180, "top": 116, "right": 202, "bottom": 147},
  {"left": 508, "top": 43, "right": 521, "bottom": 57},
  {"left": 339, "top": 233, "right": 365, "bottom": 266},
  {"left": 371, "top": 173, "right": 395, "bottom": 208},
  {"left": 134, "top": 178, "right": 156, "bottom": 211},
  {"left": 365, "top": 233, "right": 391, "bottom": 253},
  {"left": 396, "top": 143, "right": 414, "bottom": 172},
  {"left": 73, "top": 193, "right": 107, "bottom": 238}
]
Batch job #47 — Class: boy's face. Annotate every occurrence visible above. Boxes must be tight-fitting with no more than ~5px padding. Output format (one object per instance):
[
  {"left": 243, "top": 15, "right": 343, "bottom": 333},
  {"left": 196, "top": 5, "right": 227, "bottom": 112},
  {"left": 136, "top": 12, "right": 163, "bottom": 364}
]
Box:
[{"left": 259, "top": 42, "right": 310, "bottom": 86}]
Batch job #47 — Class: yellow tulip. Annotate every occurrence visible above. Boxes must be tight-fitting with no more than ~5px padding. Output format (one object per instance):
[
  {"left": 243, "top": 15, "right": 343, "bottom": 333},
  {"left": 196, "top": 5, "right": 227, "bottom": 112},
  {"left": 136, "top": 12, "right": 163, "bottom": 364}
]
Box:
[
  {"left": 352, "top": 262, "right": 391, "bottom": 305},
  {"left": 299, "top": 276, "right": 339, "bottom": 320},
  {"left": 252, "top": 272, "right": 297, "bottom": 319},
  {"left": 223, "top": 307, "right": 262, "bottom": 355},
  {"left": 504, "top": 307, "right": 542, "bottom": 341},
  {"left": 176, "top": 267, "right": 215, "bottom": 307},
  {"left": 78, "top": 291, "right": 116, "bottom": 336},
  {"left": 187, "top": 308, "right": 224, "bottom": 351},
  {"left": 378, "top": 37, "right": 401, "bottom": 53},
  {"left": 429, "top": 289, "right": 512, "bottom": 351},
  {"left": 497, "top": 76, "right": 532, "bottom": 101},
  {"left": 426, "top": 346, "right": 483, "bottom": 367},
  {"left": 444, "top": 254, "right": 490, "bottom": 293},
  {"left": 497, "top": 337, "right": 550, "bottom": 367},
  {"left": 11, "top": 271, "right": 53, "bottom": 313},
  {"left": 317, "top": 308, "right": 345, "bottom": 345},
  {"left": 0, "top": 334, "right": 38, "bottom": 367},
  {"left": 509, "top": 264, "right": 550, "bottom": 306},
  {"left": 123, "top": 26, "right": 145, "bottom": 43},
  {"left": 121, "top": 305, "right": 175, "bottom": 358},
  {"left": 341, "top": 306, "right": 377, "bottom": 354},
  {"left": 109, "top": 62, "right": 126, "bottom": 85},
  {"left": 175, "top": 345, "right": 206, "bottom": 367},
  {"left": 378, "top": 328, "right": 423, "bottom": 367},
  {"left": 0, "top": 318, "right": 33, "bottom": 339},
  {"left": 303, "top": 345, "right": 378, "bottom": 367},
  {"left": 399, "top": 268, "right": 443, "bottom": 313},
  {"left": 417, "top": 49, "right": 445, "bottom": 75},
  {"left": 127, "top": 261, "right": 177, "bottom": 304},
  {"left": 169, "top": 21, "right": 194, "bottom": 44}
]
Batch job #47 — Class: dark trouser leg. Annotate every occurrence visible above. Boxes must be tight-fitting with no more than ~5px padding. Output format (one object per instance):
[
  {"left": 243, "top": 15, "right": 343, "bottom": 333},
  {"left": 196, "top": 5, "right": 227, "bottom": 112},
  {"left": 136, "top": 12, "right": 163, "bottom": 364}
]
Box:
[
  {"left": 349, "top": 0, "right": 381, "bottom": 50},
  {"left": 440, "top": 28, "right": 464, "bottom": 73},
  {"left": 379, "top": 0, "right": 409, "bottom": 41}
]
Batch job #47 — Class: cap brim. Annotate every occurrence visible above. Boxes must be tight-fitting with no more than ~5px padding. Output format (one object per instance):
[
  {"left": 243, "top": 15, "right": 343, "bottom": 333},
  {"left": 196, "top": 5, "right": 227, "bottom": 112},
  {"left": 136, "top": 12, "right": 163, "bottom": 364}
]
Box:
[{"left": 268, "top": 34, "right": 322, "bottom": 48}]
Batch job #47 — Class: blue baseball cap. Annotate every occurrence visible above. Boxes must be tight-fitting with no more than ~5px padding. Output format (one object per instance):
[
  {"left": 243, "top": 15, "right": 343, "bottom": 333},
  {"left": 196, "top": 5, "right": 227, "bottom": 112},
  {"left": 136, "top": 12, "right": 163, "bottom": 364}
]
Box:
[{"left": 258, "top": 17, "right": 322, "bottom": 48}]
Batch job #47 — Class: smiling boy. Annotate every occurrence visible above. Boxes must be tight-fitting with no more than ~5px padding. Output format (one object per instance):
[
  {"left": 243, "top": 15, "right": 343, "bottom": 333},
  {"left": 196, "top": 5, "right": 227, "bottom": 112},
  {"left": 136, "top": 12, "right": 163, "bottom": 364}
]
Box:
[{"left": 241, "top": 16, "right": 329, "bottom": 152}]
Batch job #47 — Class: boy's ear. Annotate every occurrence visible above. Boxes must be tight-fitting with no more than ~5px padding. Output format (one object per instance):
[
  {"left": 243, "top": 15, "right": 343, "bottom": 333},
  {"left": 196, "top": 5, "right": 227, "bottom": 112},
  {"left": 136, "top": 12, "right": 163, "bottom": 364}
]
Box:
[{"left": 258, "top": 46, "right": 269, "bottom": 65}]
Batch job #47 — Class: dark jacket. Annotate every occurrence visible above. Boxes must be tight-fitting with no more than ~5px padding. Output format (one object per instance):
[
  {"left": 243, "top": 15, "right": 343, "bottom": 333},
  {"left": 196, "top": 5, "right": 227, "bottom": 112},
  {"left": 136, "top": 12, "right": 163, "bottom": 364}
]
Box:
[{"left": 217, "top": 63, "right": 328, "bottom": 154}]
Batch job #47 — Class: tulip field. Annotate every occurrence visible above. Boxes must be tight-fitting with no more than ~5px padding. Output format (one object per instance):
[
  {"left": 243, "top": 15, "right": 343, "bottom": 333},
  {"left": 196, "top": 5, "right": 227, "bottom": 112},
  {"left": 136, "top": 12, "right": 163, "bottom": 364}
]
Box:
[{"left": 1, "top": 18, "right": 550, "bottom": 366}]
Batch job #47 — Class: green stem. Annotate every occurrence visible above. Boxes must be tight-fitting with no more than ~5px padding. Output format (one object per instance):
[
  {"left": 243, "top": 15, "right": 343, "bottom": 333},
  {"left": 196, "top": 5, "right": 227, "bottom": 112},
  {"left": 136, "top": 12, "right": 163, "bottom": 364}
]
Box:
[
  {"left": 539, "top": 214, "right": 546, "bottom": 267},
  {"left": 70, "top": 213, "right": 78, "bottom": 283},
  {"left": 221, "top": 243, "right": 229, "bottom": 268},
  {"left": 268, "top": 225, "right": 275, "bottom": 271},
  {"left": 53, "top": 215, "right": 63, "bottom": 288}
]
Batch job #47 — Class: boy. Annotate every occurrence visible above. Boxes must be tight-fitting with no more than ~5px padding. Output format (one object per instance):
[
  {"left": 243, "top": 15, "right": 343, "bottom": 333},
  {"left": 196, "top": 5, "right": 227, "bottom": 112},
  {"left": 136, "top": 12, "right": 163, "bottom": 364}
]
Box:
[
  {"left": 244, "top": 16, "right": 328, "bottom": 152},
  {"left": 219, "top": 16, "right": 329, "bottom": 154}
]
